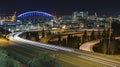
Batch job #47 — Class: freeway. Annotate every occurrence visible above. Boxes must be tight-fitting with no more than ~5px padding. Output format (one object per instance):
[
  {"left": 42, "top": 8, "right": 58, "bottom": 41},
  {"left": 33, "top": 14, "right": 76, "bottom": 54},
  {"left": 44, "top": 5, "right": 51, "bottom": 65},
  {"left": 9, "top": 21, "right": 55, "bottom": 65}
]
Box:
[
  {"left": 5, "top": 32, "right": 120, "bottom": 67},
  {"left": 0, "top": 38, "right": 108, "bottom": 67}
]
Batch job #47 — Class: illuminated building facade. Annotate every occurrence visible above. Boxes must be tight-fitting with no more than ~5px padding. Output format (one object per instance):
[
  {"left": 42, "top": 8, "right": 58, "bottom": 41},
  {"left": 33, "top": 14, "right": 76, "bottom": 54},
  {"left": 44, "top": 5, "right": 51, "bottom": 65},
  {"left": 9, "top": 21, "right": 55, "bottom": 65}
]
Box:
[
  {"left": 72, "top": 11, "right": 89, "bottom": 22},
  {"left": 0, "top": 12, "right": 16, "bottom": 22},
  {"left": 0, "top": 12, "right": 16, "bottom": 32}
]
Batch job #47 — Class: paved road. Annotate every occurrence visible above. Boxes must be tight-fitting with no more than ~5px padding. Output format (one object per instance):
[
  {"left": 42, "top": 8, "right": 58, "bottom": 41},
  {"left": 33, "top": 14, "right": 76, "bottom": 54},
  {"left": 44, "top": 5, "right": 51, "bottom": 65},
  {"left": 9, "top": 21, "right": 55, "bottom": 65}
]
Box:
[
  {"left": 3, "top": 32, "right": 120, "bottom": 67},
  {"left": 0, "top": 38, "right": 110, "bottom": 67},
  {"left": 80, "top": 40, "right": 100, "bottom": 52}
]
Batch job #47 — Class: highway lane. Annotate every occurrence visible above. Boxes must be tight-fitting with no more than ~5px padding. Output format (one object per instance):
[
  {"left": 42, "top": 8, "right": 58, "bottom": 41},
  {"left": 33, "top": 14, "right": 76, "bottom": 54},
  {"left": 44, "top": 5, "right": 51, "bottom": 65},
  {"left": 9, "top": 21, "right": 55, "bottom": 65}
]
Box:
[
  {"left": 0, "top": 38, "right": 109, "bottom": 67},
  {"left": 76, "top": 51, "right": 120, "bottom": 67},
  {"left": 6, "top": 32, "right": 120, "bottom": 67},
  {"left": 15, "top": 32, "right": 120, "bottom": 66}
]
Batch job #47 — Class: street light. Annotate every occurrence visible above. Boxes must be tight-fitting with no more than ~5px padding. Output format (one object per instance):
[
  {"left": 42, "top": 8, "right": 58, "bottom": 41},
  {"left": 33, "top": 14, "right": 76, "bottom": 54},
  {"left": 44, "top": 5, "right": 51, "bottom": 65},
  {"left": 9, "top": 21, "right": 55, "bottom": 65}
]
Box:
[{"left": 108, "top": 17, "right": 112, "bottom": 54}]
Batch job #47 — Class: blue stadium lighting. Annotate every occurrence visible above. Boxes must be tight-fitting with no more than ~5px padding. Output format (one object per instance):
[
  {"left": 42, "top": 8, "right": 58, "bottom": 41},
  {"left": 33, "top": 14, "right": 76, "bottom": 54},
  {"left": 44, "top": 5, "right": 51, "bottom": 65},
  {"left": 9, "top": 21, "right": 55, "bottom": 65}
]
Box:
[{"left": 17, "top": 11, "right": 53, "bottom": 19}]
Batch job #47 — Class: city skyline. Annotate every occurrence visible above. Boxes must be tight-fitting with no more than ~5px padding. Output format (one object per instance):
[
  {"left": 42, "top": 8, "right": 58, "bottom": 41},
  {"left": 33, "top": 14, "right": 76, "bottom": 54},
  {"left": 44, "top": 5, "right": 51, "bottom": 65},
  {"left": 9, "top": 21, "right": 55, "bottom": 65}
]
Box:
[{"left": 0, "top": 0, "right": 120, "bottom": 15}]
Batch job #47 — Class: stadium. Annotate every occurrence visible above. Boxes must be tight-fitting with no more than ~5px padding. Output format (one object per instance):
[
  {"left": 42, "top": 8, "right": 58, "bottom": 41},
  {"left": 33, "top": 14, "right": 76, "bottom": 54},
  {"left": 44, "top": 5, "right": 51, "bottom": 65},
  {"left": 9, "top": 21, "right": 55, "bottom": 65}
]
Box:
[{"left": 17, "top": 11, "right": 53, "bottom": 24}]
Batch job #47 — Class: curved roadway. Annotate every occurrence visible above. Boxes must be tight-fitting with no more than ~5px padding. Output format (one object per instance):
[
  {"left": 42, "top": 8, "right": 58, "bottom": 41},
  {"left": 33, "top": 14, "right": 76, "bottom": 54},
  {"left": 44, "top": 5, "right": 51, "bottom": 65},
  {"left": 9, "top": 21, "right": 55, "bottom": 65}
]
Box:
[
  {"left": 80, "top": 40, "right": 100, "bottom": 52},
  {"left": 5, "top": 32, "right": 120, "bottom": 67}
]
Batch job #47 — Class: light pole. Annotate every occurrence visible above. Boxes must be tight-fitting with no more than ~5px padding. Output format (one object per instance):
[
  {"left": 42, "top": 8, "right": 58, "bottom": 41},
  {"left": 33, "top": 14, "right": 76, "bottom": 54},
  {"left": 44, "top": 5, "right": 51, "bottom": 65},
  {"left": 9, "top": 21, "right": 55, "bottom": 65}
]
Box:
[{"left": 108, "top": 17, "right": 112, "bottom": 54}]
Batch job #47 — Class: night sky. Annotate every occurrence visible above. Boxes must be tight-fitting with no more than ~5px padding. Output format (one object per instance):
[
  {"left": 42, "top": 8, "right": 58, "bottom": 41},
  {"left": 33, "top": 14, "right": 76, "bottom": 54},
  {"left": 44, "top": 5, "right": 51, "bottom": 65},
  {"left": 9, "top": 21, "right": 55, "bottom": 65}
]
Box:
[{"left": 0, "top": 0, "right": 120, "bottom": 15}]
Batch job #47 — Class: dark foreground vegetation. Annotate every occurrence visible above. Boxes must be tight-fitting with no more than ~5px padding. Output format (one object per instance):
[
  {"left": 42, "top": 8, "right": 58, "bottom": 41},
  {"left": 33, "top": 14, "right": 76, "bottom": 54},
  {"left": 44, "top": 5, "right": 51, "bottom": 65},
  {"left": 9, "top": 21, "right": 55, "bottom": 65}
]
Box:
[{"left": 0, "top": 44, "right": 60, "bottom": 67}]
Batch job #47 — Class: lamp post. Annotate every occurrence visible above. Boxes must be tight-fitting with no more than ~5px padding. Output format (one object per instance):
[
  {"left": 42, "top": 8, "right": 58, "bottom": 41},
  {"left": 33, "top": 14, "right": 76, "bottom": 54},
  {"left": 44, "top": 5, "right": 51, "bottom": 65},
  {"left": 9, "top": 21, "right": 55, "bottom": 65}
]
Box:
[{"left": 108, "top": 17, "right": 112, "bottom": 54}]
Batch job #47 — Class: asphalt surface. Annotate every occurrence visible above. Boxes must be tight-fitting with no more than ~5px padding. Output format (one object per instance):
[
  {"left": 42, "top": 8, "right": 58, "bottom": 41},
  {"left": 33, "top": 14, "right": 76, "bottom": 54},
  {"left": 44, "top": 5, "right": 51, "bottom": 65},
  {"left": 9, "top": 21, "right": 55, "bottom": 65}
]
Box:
[{"left": 0, "top": 38, "right": 111, "bottom": 67}]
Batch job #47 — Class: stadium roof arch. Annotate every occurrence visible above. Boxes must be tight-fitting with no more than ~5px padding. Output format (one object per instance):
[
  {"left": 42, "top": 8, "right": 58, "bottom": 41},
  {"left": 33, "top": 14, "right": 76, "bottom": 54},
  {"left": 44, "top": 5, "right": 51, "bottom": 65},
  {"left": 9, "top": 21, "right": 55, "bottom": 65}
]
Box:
[{"left": 17, "top": 11, "right": 53, "bottom": 19}]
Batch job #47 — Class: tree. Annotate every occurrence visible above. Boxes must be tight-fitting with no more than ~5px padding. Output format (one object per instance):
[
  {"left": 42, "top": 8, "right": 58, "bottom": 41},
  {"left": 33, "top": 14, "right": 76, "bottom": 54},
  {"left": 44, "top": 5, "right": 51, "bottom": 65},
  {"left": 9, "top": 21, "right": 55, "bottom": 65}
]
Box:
[
  {"left": 0, "top": 49, "right": 20, "bottom": 67},
  {"left": 62, "top": 38, "right": 67, "bottom": 46},
  {"left": 28, "top": 52, "right": 60, "bottom": 67},
  {"left": 26, "top": 32, "right": 31, "bottom": 40},
  {"left": 82, "top": 30, "right": 88, "bottom": 43},
  {"left": 35, "top": 32, "right": 39, "bottom": 41},
  {"left": 73, "top": 36, "right": 80, "bottom": 49},
  {"left": 67, "top": 34, "right": 72, "bottom": 47},
  {"left": 90, "top": 30, "right": 95, "bottom": 40},
  {"left": 58, "top": 35, "right": 62, "bottom": 46},
  {"left": 42, "top": 28, "right": 45, "bottom": 38},
  {"left": 112, "top": 21, "right": 120, "bottom": 36},
  {"left": 97, "top": 29, "right": 101, "bottom": 39}
]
